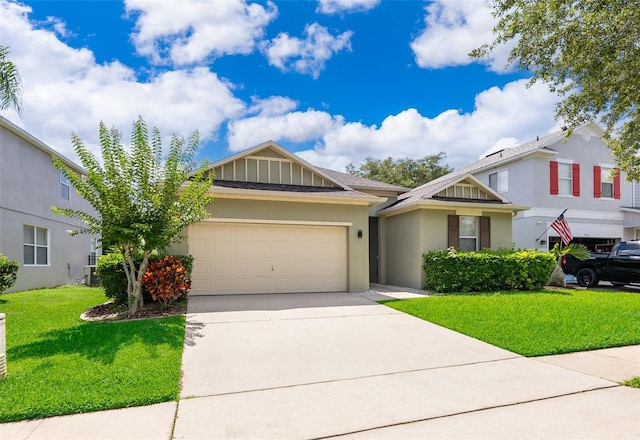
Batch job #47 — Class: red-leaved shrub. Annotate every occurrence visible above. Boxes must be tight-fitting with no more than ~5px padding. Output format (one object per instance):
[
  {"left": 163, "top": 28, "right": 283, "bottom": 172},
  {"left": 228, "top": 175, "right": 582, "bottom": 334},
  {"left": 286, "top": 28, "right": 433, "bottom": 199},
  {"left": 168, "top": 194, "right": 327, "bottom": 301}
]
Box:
[{"left": 141, "top": 256, "right": 191, "bottom": 308}]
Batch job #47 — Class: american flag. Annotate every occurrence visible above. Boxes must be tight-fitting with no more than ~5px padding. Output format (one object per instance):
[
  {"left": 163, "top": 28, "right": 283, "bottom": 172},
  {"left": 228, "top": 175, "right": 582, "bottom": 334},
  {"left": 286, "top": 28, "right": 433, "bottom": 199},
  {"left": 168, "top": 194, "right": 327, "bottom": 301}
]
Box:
[{"left": 551, "top": 213, "right": 573, "bottom": 246}]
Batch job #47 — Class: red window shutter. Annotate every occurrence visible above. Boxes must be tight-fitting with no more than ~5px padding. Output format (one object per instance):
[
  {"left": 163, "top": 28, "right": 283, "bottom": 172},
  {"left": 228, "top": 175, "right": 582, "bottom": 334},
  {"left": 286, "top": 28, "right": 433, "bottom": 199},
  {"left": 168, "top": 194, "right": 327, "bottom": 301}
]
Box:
[
  {"left": 448, "top": 215, "right": 459, "bottom": 248},
  {"left": 550, "top": 161, "right": 559, "bottom": 195},
  {"left": 593, "top": 166, "right": 602, "bottom": 198},
  {"left": 572, "top": 163, "right": 580, "bottom": 196},
  {"left": 480, "top": 216, "right": 491, "bottom": 249},
  {"left": 614, "top": 168, "right": 621, "bottom": 199}
]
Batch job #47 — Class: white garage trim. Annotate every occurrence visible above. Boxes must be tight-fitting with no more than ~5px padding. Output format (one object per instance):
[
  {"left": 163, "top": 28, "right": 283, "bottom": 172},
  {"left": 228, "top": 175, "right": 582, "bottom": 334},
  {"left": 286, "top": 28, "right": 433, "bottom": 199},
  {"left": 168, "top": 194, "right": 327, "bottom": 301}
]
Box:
[
  {"left": 200, "top": 218, "right": 353, "bottom": 227},
  {"left": 189, "top": 222, "right": 348, "bottom": 295}
]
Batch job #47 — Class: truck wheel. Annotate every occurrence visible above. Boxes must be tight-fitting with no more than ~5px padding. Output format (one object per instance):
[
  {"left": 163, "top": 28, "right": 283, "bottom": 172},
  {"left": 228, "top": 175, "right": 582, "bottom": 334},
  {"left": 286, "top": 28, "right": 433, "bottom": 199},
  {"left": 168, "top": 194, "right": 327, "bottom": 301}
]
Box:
[{"left": 576, "top": 268, "right": 599, "bottom": 288}]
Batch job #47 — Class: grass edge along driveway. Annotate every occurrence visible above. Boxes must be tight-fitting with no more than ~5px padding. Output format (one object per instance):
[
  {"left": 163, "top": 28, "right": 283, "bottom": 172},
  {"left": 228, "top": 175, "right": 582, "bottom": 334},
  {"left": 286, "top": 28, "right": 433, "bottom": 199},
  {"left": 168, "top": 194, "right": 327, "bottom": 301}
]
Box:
[
  {"left": 381, "top": 289, "right": 640, "bottom": 357},
  {"left": 0, "top": 285, "right": 185, "bottom": 423}
]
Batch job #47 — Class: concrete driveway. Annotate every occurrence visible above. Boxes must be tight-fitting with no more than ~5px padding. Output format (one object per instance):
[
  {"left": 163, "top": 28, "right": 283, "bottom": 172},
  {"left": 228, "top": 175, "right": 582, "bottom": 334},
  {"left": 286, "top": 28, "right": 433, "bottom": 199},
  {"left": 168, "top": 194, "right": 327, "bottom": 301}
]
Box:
[{"left": 173, "top": 292, "right": 640, "bottom": 439}]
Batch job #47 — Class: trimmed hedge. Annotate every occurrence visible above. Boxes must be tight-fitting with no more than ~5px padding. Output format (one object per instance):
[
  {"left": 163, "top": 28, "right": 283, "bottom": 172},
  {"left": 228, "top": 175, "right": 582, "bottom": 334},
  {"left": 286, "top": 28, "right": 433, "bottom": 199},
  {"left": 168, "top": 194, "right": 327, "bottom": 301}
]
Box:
[
  {"left": 96, "top": 253, "right": 194, "bottom": 305},
  {"left": 423, "top": 248, "right": 556, "bottom": 293},
  {"left": 0, "top": 253, "right": 19, "bottom": 293}
]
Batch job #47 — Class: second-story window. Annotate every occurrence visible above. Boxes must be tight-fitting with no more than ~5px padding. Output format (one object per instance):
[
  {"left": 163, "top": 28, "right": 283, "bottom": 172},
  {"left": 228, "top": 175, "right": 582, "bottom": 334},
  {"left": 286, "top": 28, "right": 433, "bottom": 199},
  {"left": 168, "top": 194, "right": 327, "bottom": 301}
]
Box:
[
  {"left": 60, "top": 172, "right": 70, "bottom": 201},
  {"left": 594, "top": 165, "right": 621, "bottom": 199},
  {"left": 488, "top": 169, "right": 508, "bottom": 193},
  {"left": 558, "top": 163, "right": 572, "bottom": 195},
  {"left": 550, "top": 160, "right": 580, "bottom": 196},
  {"left": 601, "top": 167, "right": 614, "bottom": 198}
]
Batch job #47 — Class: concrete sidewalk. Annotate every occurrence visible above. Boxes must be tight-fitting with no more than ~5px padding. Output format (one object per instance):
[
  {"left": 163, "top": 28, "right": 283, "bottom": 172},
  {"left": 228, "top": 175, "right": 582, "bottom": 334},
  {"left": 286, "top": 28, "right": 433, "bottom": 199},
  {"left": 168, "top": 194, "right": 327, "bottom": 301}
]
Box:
[{"left": 2, "top": 290, "right": 639, "bottom": 439}]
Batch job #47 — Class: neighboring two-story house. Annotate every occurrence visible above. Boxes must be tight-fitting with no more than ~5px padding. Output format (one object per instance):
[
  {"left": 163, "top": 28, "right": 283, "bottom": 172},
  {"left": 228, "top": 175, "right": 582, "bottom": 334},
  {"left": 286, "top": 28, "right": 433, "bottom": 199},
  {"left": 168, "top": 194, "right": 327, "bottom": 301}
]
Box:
[
  {"left": 0, "top": 116, "right": 99, "bottom": 292},
  {"left": 452, "top": 122, "right": 633, "bottom": 251}
]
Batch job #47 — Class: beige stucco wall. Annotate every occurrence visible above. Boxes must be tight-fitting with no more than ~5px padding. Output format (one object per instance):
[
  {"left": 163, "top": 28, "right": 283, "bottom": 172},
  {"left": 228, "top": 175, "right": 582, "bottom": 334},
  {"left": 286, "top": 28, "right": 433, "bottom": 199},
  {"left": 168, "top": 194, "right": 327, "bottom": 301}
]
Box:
[
  {"left": 382, "top": 210, "right": 422, "bottom": 289},
  {"left": 382, "top": 208, "right": 515, "bottom": 290},
  {"left": 169, "top": 197, "right": 371, "bottom": 292}
]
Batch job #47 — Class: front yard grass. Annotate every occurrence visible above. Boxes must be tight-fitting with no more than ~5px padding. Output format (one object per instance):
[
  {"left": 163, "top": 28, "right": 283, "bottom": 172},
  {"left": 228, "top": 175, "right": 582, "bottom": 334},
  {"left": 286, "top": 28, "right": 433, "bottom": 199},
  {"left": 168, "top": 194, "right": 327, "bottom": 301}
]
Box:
[
  {"left": 0, "top": 286, "right": 185, "bottom": 423},
  {"left": 381, "top": 289, "right": 640, "bottom": 356}
]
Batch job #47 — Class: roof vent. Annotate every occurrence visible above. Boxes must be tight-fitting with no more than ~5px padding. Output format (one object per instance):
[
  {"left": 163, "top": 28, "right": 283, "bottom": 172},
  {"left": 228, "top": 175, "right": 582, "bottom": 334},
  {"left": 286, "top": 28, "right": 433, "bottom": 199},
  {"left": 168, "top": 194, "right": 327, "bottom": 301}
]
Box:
[{"left": 485, "top": 149, "right": 505, "bottom": 158}]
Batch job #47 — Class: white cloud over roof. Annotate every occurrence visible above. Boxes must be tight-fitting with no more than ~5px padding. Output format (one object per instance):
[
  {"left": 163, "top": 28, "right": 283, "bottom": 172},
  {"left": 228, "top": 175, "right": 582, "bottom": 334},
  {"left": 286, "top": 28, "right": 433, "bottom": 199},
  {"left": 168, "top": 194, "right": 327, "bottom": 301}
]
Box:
[
  {"left": 0, "top": 0, "right": 560, "bottom": 177},
  {"left": 230, "top": 79, "right": 559, "bottom": 170}
]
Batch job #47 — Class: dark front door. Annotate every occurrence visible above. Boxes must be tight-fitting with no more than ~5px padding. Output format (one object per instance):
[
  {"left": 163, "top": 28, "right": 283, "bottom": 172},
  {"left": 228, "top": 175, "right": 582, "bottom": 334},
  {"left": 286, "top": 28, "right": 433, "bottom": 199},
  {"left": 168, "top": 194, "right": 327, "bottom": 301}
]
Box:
[{"left": 369, "top": 217, "right": 379, "bottom": 283}]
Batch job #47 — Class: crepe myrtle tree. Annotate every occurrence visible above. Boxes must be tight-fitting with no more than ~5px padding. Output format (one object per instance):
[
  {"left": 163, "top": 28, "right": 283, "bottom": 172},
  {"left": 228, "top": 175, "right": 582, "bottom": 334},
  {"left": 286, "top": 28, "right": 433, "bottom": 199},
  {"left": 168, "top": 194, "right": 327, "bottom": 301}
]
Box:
[{"left": 52, "top": 117, "right": 215, "bottom": 315}]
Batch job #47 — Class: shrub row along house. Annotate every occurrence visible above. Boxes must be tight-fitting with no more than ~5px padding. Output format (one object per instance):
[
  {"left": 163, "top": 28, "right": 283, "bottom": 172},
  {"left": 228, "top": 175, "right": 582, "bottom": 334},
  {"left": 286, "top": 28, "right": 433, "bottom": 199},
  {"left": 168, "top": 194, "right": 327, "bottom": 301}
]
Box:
[{"left": 1, "top": 116, "right": 637, "bottom": 293}]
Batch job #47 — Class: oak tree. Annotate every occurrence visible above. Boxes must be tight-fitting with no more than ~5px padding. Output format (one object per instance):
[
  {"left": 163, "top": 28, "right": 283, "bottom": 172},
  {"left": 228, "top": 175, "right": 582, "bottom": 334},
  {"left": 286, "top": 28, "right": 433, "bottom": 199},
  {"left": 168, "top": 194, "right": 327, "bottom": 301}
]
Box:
[
  {"left": 472, "top": 0, "right": 640, "bottom": 178},
  {"left": 346, "top": 153, "right": 452, "bottom": 188}
]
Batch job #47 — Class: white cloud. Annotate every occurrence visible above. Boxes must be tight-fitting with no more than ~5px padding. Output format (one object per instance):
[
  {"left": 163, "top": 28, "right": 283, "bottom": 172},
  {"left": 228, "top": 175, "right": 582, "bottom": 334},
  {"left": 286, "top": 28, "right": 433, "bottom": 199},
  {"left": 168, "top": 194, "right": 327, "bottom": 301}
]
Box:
[
  {"left": 126, "top": 0, "right": 277, "bottom": 65},
  {"left": 262, "top": 23, "right": 353, "bottom": 79},
  {"left": 316, "top": 0, "right": 380, "bottom": 15},
  {"left": 231, "top": 79, "right": 559, "bottom": 171},
  {"left": 227, "top": 110, "right": 337, "bottom": 151},
  {"left": 410, "top": 0, "right": 513, "bottom": 72},
  {"left": 247, "top": 96, "right": 298, "bottom": 117},
  {"left": 0, "top": 0, "right": 245, "bottom": 160}
]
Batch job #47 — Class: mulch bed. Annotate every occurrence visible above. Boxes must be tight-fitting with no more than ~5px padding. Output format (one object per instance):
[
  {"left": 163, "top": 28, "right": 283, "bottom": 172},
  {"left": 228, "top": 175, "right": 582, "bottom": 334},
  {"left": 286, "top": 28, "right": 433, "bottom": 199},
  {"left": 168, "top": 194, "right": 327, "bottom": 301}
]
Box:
[{"left": 81, "top": 300, "right": 187, "bottom": 322}]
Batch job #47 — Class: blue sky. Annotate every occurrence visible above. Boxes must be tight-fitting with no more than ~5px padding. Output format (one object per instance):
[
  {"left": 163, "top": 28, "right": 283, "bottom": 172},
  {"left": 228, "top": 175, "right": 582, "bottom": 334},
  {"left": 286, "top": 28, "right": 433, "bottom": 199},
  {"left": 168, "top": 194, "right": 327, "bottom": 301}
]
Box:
[{"left": 0, "top": 0, "right": 561, "bottom": 171}]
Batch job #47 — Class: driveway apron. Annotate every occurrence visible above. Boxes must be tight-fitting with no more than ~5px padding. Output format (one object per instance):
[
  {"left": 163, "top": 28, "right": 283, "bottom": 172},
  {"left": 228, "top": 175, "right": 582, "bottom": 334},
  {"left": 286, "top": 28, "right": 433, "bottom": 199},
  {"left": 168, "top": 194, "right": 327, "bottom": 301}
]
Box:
[{"left": 174, "top": 292, "right": 640, "bottom": 439}]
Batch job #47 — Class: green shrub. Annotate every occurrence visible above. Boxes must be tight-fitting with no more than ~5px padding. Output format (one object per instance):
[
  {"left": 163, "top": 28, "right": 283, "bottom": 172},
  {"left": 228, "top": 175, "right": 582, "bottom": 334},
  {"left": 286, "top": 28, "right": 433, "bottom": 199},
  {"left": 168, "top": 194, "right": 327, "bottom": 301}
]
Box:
[
  {"left": 96, "top": 253, "right": 193, "bottom": 305},
  {"left": 423, "top": 248, "right": 556, "bottom": 293},
  {"left": 0, "top": 253, "right": 19, "bottom": 293}
]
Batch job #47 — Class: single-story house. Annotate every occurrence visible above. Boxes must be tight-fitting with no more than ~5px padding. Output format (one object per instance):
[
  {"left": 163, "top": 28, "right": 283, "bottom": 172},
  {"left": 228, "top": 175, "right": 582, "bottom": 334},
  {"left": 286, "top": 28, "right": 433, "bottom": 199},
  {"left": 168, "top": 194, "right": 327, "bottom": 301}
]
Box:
[{"left": 170, "top": 141, "right": 529, "bottom": 294}]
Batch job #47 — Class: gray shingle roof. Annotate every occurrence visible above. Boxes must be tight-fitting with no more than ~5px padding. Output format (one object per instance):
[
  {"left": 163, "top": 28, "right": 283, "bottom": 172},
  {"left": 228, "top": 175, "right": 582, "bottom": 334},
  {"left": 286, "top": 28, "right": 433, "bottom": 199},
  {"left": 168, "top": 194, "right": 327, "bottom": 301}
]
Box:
[
  {"left": 378, "top": 129, "right": 568, "bottom": 212},
  {"left": 317, "top": 167, "right": 409, "bottom": 193}
]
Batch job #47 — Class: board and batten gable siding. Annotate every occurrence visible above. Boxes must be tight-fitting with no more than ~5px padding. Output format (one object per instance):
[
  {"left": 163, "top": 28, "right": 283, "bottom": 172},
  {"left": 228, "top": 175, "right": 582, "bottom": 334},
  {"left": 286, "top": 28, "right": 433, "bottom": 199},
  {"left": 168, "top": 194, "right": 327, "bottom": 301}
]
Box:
[
  {"left": 169, "top": 197, "right": 371, "bottom": 292},
  {"left": 211, "top": 147, "right": 339, "bottom": 188}
]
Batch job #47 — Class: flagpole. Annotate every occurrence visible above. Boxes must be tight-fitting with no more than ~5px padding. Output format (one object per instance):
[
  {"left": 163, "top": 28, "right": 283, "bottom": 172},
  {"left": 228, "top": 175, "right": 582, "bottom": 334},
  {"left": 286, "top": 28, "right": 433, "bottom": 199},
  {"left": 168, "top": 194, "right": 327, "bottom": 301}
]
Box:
[{"left": 535, "top": 208, "right": 569, "bottom": 243}]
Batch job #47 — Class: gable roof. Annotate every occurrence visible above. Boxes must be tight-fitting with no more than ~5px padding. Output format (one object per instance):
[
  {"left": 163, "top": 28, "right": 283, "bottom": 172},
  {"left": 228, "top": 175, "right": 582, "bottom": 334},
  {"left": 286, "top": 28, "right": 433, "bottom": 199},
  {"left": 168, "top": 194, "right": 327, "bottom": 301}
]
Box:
[
  {"left": 206, "top": 141, "right": 351, "bottom": 190},
  {"left": 378, "top": 123, "right": 604, "bottom": 216},
  {"left": 436, "top": 122, "right": 605, "bottom": 181},
  {"left": 205, "top": 141, "right": 384, "bottom": 205},
  {"left": 379, "top": 172, "right": 527, "bottom": 216}
]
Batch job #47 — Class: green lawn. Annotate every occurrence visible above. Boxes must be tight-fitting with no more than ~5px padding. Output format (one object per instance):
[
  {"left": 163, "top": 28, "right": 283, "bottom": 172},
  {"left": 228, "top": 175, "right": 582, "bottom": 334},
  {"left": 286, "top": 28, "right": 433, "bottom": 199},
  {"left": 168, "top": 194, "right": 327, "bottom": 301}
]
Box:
[
  {"left": 0, "top": 286, "right": 185, "bottom": 423},
  {"left": 382, "top": 289, "right": 640, "bottom": 356}
]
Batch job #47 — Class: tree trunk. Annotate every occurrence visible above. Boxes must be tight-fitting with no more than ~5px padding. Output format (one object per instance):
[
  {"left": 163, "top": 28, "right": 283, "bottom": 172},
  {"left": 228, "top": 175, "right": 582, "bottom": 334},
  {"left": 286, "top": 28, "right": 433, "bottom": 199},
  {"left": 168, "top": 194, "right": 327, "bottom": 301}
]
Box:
[{"left": 548, "top": 264, "right": 566, "bottom": 287}]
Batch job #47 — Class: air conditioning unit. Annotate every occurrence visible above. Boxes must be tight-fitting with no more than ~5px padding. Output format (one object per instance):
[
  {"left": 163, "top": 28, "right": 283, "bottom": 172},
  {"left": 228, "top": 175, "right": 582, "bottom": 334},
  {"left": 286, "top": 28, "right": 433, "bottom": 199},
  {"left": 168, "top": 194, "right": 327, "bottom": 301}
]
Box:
[
  {"left": 84, "top": 266, "right": 101, "bottom": 287},
  {"left": 0, "top": 313, "right": 6, "bottom": 380}
]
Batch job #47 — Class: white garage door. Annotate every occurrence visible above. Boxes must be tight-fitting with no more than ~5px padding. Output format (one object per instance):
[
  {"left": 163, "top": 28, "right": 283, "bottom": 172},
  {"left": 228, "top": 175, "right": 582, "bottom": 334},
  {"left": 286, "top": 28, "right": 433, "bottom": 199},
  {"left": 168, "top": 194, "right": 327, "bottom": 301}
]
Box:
[{"left": 188, "top": 222, "right": 347, "bottom": 295}]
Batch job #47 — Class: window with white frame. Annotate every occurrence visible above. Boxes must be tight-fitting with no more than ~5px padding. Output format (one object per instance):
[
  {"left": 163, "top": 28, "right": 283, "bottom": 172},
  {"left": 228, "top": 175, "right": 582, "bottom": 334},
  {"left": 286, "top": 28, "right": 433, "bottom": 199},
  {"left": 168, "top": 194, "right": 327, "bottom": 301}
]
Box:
[
  {"left": 601, "top": 167, "right": 614, "bottom": 198},
  {"left": 558, "top": 163, "right": 573, "bottom": 195},
  {"left": 90, "top": 238, "right": 98, "bottom": 264},
  {"left": 23, "top": 225, "right": 48, "bottom": 266},
  {"left": 458, "top": 216, "right": 478, "bottom": 251},
  {"left": 60, "top": 172, "right": 70, "bottom": 201},
  {"left": 488, "top": 169, "right": 508, "bottom": 193}
]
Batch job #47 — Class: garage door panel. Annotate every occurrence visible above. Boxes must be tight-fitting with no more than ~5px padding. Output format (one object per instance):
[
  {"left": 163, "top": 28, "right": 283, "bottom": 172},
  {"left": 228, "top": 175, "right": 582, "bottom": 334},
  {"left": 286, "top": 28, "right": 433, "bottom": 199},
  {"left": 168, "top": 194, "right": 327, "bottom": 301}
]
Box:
[{"left": 189, "top": 223, "right": 347, "bottom": 295}]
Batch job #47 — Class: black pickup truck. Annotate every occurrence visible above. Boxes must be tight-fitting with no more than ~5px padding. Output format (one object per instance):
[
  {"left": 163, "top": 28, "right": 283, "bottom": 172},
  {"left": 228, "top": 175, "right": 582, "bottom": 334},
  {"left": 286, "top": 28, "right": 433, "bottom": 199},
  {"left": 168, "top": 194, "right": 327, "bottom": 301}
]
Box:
[{"left": 562, "top": 241, "right": 640, "bottom": 287}]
